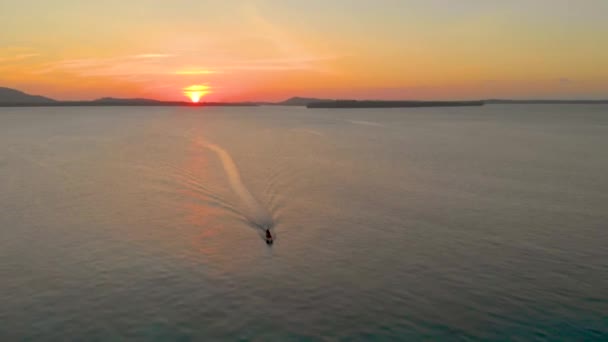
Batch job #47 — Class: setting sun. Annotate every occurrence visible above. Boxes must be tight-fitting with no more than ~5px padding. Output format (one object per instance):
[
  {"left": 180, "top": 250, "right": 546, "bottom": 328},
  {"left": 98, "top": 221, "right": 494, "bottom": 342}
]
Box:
[{"left": 183, "top": 85, "right": 211, "bottom": 103}]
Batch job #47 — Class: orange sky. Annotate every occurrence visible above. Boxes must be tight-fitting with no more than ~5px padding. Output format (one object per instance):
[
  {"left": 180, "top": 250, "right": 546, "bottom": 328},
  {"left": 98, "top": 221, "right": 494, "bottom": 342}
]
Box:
[{"left": 1, "top": 1, "right": 607, "bottom": 101}]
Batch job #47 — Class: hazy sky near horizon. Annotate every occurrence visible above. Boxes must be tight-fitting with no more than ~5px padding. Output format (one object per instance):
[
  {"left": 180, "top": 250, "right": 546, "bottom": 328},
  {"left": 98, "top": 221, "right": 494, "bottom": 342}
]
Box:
[{"left": 1, "top": 0, "right": 607, "bottom": 101}]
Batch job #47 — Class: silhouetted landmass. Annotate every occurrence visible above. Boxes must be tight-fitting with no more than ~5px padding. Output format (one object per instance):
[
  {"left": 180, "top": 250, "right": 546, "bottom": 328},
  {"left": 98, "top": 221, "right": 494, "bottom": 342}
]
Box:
[
  {"left": 0, "top": 88, "right": 257, "bottom": 107},
  {"left": 0, "top": 87, "right": 56, "bottom": 103},
  {"left": 307, "top": 100, "right": 485, "bottom": 108},
  {"left": 282, "top": 97, "right": 608, "bottom": 107},
  {"left": 297, "top": 98, "right": 608, "bottom": 108},
  {"left": 485, "top": 99, "right": 608, "bottom": 104},
  {"left": 276, "top": 97, "right": 335, "bottom": 106},
  {"left": 89, "top": 97, "right": 257, "bottom": 106},
  {"left": 0, "top": 101, "right": 257, "bottom": 107},
  {"left": 1, "top": 87, "right": 607, "bottom": 108}
]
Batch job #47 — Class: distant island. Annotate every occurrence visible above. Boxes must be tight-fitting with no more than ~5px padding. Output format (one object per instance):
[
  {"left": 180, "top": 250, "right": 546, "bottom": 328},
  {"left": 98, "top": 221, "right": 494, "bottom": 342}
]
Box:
[
  {"left": 484, "top": 99, "right": 608, "bottom": 104},
  {"left": 274, "top": 97, "right": 336, "bottom": 106},
  {"left": 306, "top": 100, "right": 484, "bottom": 108},
  {"left": 273, "top": 97, "right": 608, "bottom": 108},
  {"left": 1, "top": 87, "right": 607, "bottom": 108}
]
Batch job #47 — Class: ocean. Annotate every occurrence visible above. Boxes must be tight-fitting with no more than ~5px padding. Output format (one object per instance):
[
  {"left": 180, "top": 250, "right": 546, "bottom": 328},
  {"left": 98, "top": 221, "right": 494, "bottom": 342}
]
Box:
[{"left": 1, "top": 105, "right": 607, "bottom": 340}]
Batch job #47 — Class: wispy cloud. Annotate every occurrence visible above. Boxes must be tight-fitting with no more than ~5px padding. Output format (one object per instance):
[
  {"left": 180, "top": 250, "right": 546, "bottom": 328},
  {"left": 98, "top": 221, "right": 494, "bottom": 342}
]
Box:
[
  {"left": 15, "top": 53, "right": 40, "bottom": 60},
  {"left": 223, "top": 4, "right": 339, "bottom": 73},
  {"left": 220, "top": 56, "right": 340, "bottom": 72},
  {"left": 481, "top": 78, "right": 583, "bottom": 87},
  {"left": 34, "top": 54, "right": 188, "bottom": 78},
  {"left": 174, "top": 70, "right": 219, "bottom": 75},
  {"left": 35, "top": 52, "right": 340, "bottom": 79},
  {"left": 130, "top": 53, "right": 174, "bottom": 59},
  {"left": 0, "top": 52, "right": 40, "bottom": 63},
  {"left": 23, "top": 7, "right": 340, "bottom": 80}
]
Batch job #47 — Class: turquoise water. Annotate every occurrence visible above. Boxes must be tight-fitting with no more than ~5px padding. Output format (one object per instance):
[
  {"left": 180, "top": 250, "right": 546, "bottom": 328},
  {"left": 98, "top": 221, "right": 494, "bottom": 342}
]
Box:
[{"left": 0, "top": 105, "right": 607, "bottom": 340}]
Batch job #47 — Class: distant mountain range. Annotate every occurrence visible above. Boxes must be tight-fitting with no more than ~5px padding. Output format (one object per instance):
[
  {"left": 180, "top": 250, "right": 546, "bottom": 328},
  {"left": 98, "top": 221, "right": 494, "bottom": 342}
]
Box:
[
  {"left": 0, "top": 88, "right": 255, "bottom": 107},
  {"left": 0, "top": 87, "right": 607, "bottom": 107},
  {"left": 0, "top": 87, "right": 56, "bottom": 103}
]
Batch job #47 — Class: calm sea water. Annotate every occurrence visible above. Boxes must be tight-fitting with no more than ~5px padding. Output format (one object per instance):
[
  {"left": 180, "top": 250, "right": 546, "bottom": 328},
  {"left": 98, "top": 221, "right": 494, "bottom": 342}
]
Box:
[{"left": 1, "top": 105, "right": 607, "bottom": 340}]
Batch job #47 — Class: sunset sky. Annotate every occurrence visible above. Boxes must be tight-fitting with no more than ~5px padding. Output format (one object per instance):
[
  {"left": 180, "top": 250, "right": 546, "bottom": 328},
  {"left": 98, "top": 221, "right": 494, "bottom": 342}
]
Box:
[{"left": 1, "top": 0, "right": 607, "bottom": 101}]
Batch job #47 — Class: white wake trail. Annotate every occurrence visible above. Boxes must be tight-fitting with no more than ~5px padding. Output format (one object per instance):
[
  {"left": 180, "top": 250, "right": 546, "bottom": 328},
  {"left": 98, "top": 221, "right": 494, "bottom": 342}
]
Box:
[
  {"left": 290, "top": 128, "right": 324, "bottom": 136},
  {"left": 347, "top": 120, "right": 384, "bottom": 127},
  {"left": 198, "top": 141, "right": 274, "bottom": 229}
]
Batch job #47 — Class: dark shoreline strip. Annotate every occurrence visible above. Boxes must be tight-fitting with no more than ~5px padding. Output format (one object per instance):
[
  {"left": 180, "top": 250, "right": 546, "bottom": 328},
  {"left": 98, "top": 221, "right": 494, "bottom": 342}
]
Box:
[
  {"left": 307, "top": 100, "right": 485, "bottom": 109},
  {"left": 0, "top": 101, "right": 258, "bottom": 107}
]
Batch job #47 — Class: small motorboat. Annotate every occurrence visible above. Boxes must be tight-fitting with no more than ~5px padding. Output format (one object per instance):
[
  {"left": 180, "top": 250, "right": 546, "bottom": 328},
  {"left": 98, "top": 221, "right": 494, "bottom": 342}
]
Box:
[{"left": 265, "top": 229, "right": 273, "bottom": 245}]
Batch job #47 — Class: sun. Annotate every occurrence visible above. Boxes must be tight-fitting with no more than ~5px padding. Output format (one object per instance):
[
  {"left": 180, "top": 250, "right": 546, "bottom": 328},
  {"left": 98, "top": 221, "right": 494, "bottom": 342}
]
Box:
[{"left": 183, "top": 85, "right": 211, "bottom": 103}]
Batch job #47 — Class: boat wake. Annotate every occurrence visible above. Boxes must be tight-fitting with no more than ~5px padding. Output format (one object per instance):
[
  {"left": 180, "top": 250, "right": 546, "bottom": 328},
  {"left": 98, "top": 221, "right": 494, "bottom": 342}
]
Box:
[
  {"left": 347, "top": 120, "right": 384, "bottom": 127},
  {"left": 195, "top": 140, "right": 276, "bottom": 240}
]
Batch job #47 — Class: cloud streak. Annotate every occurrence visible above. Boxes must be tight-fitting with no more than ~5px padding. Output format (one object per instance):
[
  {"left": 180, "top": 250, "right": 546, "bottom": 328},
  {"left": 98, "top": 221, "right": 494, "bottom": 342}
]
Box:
[
  {"left": 35, "top": 52, "right": 339, "bottom": 79},
  {"left": 174, "top": 70, "right": 219, "bottom": 75},
  {"left": 130, "top": 53, "right": 174, "bottom": 59},
  {"left": 0, "top": 52, "right": 40, "bottom": 63}
]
